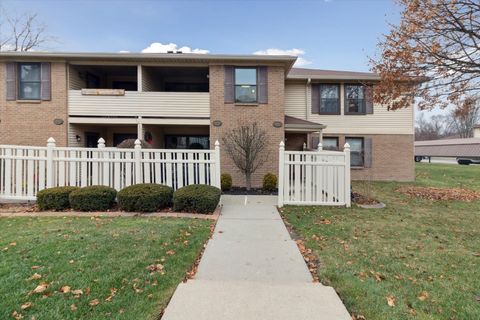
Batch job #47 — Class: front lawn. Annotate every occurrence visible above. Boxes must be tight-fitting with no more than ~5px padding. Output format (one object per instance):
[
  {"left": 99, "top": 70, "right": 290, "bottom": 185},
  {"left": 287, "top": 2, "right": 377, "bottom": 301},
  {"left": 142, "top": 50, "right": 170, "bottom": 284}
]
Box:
[
  {"left": 281, "top": 163, "right": 480, "bottom": 320},
  {"left": 0, "top": 217, "right": 212, "bottom": 319}
]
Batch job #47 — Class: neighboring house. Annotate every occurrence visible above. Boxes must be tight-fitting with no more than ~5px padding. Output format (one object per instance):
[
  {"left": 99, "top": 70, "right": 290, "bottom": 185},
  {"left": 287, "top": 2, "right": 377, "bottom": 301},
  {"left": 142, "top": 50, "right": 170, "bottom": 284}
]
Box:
[{"left": 0, "top": 52, "right": 414, "bottom": 187}]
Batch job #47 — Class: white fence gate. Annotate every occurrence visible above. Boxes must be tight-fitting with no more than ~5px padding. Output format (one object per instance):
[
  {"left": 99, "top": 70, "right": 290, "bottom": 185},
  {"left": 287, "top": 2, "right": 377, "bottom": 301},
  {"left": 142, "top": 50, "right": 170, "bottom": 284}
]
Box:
[
  {"left": 278, "top": 141, "right": 351, "bottom": 207},
  {"left": 0, "top": 138, "right": 221, "bottom": 201}
]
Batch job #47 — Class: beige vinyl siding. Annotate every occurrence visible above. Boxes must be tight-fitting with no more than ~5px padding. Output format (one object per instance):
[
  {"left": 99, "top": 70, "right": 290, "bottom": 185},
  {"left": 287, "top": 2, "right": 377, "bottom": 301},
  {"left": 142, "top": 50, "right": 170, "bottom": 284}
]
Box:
[
  {"left": 285, "top": 82, "right": 414, "bottom": 135},
  {"left": 69, "top": 65, "right": 85, "bottom": 90},
  {"left": 68, "top": 90, "right": 210, "bottom": 118},
  {"left": 285, "top": 83, "right": 307, "bottom": 118}
]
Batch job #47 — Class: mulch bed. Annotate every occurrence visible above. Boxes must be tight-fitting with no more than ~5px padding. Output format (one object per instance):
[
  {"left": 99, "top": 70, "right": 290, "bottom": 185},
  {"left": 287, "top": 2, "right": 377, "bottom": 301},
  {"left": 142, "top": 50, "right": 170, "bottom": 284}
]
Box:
[
  {"left": 223, "top": 187, "right": 277, "bottom": 196},
  {"left": 0, "top": 203, "right": 221, "bottom": 220},
  {"left": 352, "top": 192, "right": 380, "bottom": 205},
  {"left": 396, "top": 186, "right": 480, "bottom": 202}
]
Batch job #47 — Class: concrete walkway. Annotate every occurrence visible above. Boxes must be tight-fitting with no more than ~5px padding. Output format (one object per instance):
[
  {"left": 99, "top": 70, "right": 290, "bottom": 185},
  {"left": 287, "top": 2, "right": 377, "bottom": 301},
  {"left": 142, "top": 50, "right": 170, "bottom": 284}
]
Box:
[{"left": 162, "top": 195, "right": 351, "bottom": 320}]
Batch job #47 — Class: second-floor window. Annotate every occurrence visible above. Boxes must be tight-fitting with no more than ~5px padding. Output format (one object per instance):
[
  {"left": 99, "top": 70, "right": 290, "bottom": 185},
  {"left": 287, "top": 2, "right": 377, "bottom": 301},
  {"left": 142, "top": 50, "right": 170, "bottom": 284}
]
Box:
[
  {"left": 319, "top": 84, "right": 340, "bottom": 114},
  {"left": 18, "top": 63, "right": 41, "bottom": 100},
  {"left": 235, "top": 68, "right": 257, "bottom": 103},
  {"left": 345, "top": 84, "right": 365, "bottom": 114}
]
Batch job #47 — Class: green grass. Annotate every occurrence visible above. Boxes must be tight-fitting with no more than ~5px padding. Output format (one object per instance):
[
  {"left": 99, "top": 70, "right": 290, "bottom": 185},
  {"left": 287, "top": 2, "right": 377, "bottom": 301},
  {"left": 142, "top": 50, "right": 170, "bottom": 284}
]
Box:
[
  {"left": 281, "top": 163, "right": 480, "bottom": 320},
  {"left": 0, "top": 217, "right": 212, "bottom": 319}
]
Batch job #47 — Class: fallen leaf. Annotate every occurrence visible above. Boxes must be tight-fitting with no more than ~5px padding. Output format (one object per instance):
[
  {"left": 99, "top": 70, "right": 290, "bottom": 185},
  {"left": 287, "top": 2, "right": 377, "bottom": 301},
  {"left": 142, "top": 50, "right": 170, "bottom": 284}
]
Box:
[
  {"left": 105, "top": 288, "right": 117, "bottom": 302},
  {"left": 11, "top": 311, "right": 23, "bottom": 320},
  {"left": 20, "top": 302, "right": 32, "bottom": 310},
  {"left": 89, "top": 299, "right": 99, "bottom": 306},
  {"left": 30, "top": 266, "right": 41, "bottom": 270},
  {"left": 30, "top": 283, "right": 48, "bottom": 294},
  {"left": 28, "top": 273, "right": 42, "bottom": 281},
  {"left": 166, "top": 250, "right": 175, "bottom": 255},
  {"left": 418, "top": 291, "right": 429, "bottom": 301},
  {"left": 70, "top": 304, "right": 77, "bottom": 311},
  {"left": 59, "top": 286, "right": 71, "bottom": 294},
  {"left": 386, "top": 295, "right": 395, "bottom": 307},
  {"left": 10, "top": 242, "right": 17, "bottom": 246},
  {"left": 72, "top": 289, "right": 83, "bottom": 298}
]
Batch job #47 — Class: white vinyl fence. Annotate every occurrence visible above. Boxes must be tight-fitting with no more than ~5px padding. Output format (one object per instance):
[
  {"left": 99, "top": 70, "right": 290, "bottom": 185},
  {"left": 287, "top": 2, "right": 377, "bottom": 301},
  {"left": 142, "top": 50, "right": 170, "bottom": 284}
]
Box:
[
  {"left": 278, "top": 141, "right": 351, "bottom": 207},
  {"left": 0, "top": 138, "right": 221, "bottom": 201}
]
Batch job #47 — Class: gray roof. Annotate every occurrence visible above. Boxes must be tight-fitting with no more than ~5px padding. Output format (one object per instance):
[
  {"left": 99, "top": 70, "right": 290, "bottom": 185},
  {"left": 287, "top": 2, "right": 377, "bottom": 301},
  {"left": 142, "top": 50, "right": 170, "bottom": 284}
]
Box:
[
  {"left": 284, "top": 116, "right": 326, "bottom": 130},
  {"left": 0, "top": 51, "right": 297, "bottom": 69},
  {"left": 287, "top": 67, "right": 380, "bottom": 81},
  {"left": 415, "top": 138, "right": 480, "bottom": 157}
]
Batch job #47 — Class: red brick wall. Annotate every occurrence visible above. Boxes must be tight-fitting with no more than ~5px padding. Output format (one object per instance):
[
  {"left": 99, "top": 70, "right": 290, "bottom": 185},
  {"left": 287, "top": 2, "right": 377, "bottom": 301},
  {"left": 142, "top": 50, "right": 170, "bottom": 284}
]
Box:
[
  {"left": 0, "top": 62, "right": 68, "bottom": 146},
  {"left": 209, "top": 65, "right": 285, "bottom": 188}
]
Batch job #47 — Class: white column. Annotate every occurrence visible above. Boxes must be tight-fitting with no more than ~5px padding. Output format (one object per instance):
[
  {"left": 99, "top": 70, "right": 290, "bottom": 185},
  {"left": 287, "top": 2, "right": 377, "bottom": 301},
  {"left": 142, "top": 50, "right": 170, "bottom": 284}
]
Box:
[
  {"left": 214, "top": 140, "right": 221, "bottom": 188},
  {"left": 134, "top": 139, "right": 142, "bottom": 184},
  {"left": 278, "top": 141, "right": 285, "bottom": 207},
  {"left": 46, "top": 137, "right": 56, "bottom": 188},
  {"left": 344, "top": 142, "right": 351, "bottom": 207},
  {"left": 137, "top": 64, "right": 143, "bottom": 92},
  {"left": 137, "top": 117, "right": 143, "bottom": 140}
]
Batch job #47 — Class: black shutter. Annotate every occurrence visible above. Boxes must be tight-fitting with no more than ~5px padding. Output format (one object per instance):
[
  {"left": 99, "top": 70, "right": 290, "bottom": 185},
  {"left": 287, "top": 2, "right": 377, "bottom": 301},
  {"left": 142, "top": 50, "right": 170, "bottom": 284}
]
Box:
[
  {"left": 224, "top": 66, "right": 234, "bottom": 103},
  {"left": 41, "top": 62, "right": 51, "bottom": 101},
  {"left": 365, "top": 85, "right": 374, "bottom": 114},
  {"left": 257, "top": 66, "right": 268, "bottom": 104},
  {"left": 6, "top": 62, "right": 16, "bottom": 101},
  {"left": 311, "top": 84, "right": 320, "bottom": 114},
  {"left": 364, "top": 137, "right": 373, "bottom": 168}
]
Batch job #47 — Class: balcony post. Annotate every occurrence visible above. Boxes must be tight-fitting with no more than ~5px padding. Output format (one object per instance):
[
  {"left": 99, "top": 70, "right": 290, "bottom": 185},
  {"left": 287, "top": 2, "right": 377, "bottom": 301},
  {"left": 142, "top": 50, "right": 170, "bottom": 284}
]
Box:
[
  {"left": 137, "top": 64, "right": 143, "bottom": 92},
  {"left": 137, "top": 117, "right": 143, "bottom": 140}
]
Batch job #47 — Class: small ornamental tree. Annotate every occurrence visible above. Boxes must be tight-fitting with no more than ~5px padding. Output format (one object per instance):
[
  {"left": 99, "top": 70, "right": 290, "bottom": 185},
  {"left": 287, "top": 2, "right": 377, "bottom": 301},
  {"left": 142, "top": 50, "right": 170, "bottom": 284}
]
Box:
[{"left": 222, "top": 123, "right": 267, "bottom": 190}]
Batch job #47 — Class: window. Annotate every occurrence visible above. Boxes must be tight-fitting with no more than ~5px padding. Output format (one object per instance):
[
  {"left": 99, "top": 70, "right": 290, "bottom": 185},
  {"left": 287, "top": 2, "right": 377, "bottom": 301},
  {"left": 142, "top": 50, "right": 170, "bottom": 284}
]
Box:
[
  {"left": 319, "top": 84, "right": 340, "bottom": 114},
  {"left": 235, "top": 68, "right": 257, "bottom": 103},
  {"left": 345, "top": 84, "right": 365, "bottom": 114},
  {"left": 346, "top": 137, "right": 364, "bottom": 167},
  {"left": 165, "top": 135, "right": 209, "bottom": 149},
  {"left": 322, "top": 137, "right": 339, "bottom": 151},
  {"left": 18, "top": 63, "right": 41, "bottom": 100}
]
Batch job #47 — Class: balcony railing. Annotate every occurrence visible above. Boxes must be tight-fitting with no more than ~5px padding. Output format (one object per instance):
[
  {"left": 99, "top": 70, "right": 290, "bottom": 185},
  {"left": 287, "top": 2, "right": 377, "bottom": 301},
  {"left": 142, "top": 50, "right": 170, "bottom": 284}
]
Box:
[{"left": 68, "top": 90, "right": 210, "bottom": 118}]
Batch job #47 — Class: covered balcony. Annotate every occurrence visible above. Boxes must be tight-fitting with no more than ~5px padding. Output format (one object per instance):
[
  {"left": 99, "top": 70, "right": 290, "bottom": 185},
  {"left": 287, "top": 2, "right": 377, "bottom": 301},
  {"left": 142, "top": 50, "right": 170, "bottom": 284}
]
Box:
[{"left": 68, "top": 65, "right": 210, "bottom": 119}]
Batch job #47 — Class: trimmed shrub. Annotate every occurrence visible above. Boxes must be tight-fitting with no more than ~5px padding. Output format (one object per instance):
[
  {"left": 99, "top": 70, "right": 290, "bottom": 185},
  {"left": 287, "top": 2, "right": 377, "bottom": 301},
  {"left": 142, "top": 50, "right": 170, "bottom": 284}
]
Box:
[
  {"left": 116, "top": 139, "right": 152, "bottom": 149},
  {"left": 37, "top": 186, "right": 79, "bottom": 211},
  {"left": 263, "top": 173, "right": 278, "bottom": 192},
  {"left": 117, "top": 184, "right": 173, "bottom": 212},
  {"left": 221, "top": 173, "right": 232, "bottom": 191},
  {"left": 69, "top": 186, "right": 117, "bottom": 211},
  {"left": 173, "top": 184, "right": 221, "bottom": 214}
]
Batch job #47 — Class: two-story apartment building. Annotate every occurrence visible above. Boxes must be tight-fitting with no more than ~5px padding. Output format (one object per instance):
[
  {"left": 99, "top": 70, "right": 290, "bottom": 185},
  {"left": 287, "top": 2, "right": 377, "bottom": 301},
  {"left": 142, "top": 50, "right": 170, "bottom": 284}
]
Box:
[{"left": 0, "top": 52, "right": 414, "bottom": 187}]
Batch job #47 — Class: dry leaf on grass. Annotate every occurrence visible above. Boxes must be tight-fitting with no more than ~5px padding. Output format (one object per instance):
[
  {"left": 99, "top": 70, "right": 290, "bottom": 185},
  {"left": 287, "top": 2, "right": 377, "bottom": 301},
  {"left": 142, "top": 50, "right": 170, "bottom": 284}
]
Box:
[
  {"left": 28, "top": 273, "right": 42, "bottom": 281},
  {"left": 418, "top": 290, "right": 429, "bottom": 301},
  {"left": 70, "top": 304, "right": 77, "bottom": 311},
  {"left": 59, "top": 286, "right": 71, "bottom": 293},
  {"left": 20, "top": 302, "right": 32, "bottom": 310},
  {"left": 11, "top": 311, "right": 23, "bottom": 320},
  {"left": 397, "top": 186, "right": 480, "bottom": 202},
  {"left": 30, "top": 283, "right": 49, "bottom": 294},
  {"left": 387, "top": 295, "right": 396, "bottom": 307},
  {"left": 89, "top": 299, "right": 100, "bottom": 306},
  {"left": 30, "top": 266, "right": 41, "bottom": 270}
]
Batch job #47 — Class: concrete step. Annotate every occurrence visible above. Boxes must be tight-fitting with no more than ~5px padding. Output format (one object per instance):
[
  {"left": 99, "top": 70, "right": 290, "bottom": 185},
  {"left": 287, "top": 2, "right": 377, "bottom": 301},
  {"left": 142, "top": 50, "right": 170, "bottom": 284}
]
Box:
[
  {"left": 196, "top": 238, "right": 312, "bottom": 283},
  {"left": 162, "top": 279, "right": 351, "bottom": 320}
]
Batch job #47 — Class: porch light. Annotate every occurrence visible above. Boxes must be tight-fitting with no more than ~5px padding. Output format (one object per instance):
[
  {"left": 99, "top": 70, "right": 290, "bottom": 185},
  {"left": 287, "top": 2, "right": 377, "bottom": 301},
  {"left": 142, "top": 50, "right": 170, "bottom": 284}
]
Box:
[{"left": 76, "top": 135, "right": 81, "bottom": 142}]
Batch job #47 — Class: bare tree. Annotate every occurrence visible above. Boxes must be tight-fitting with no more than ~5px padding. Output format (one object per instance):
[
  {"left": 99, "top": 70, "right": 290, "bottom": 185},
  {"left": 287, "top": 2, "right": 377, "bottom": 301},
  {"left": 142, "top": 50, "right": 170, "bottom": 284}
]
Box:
[
  {"left": 222, "top": 123, "right": 267, "bottom": 190},
  {"left": 447, "top": 97, "right": 480, "bottom": 138},
  {"left": 415, "top": 113, "right": 450, "bottom": 141},
  {"left": 371, "top": 0, "right": 480, "bottom": 111},
  {"left": 0, "top": 6, "right": 53, "bottom": 51}
]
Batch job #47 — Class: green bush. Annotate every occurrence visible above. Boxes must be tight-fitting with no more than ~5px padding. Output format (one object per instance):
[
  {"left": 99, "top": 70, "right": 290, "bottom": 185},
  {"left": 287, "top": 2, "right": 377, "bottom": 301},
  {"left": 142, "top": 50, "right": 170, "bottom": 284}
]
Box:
[
  {"left": 69, "top": 186, "right": 117, "bottom": 211},
  {"left": 37, "top": 186, "right": 79, "bottom": 211},
  {"left": 221, "top": 173, "right": 232, "bottom": 191},
  {"left": 117, "top": 184, "right": 173, "bottom": 212},
  {"left": 173, "top": 184, "right": 221, "bottom": 214},
  {"left": 263, "top": 173, "right": 278, "bottom": 191}
]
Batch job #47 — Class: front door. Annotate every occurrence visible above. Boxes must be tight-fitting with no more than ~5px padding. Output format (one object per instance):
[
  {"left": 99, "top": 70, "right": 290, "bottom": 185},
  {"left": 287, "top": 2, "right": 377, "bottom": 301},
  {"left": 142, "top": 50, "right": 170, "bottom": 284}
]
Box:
[{"left": 85, "top": 132, "right": 100, "bottom": 148}]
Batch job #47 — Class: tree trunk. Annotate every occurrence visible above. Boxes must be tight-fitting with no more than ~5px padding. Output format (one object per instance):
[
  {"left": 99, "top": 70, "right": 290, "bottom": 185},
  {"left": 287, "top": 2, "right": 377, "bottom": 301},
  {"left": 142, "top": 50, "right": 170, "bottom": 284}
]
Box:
[{"left": 245, "top": 173, "right": 252, "bottom": 191}]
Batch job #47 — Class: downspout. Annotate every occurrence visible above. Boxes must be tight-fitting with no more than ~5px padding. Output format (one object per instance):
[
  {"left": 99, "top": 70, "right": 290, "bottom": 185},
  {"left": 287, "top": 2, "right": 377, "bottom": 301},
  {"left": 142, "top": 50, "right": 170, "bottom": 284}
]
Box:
[{"left": 306, "top": 78, "right": 311, "bottom": 121}]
